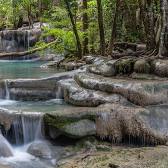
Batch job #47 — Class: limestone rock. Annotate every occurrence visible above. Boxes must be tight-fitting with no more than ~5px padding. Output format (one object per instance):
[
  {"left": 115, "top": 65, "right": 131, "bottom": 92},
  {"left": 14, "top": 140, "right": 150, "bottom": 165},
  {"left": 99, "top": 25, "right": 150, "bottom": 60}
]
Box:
[
  {"left": 44, "top": 103, "right": 168, "bottom": 144},
  {"left": 75, "top": 73, "right": 168, "bottom": 106},
  {"left": 62, "top": 119, "right": 96, "bottom": 138},
  {"left": 88, "top": 60, "right": 116, "bottom": 77},
  {"left": 58, "top": 79, "right": 127, "bottom": 107}
]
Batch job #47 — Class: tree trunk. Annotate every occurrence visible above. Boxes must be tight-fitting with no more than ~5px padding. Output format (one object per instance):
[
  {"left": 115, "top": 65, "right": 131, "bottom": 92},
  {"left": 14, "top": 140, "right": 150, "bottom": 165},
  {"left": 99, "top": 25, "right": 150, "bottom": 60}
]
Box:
[
  {"left": 0, "top": 40, "right": 60, "bottom": 59},
  {"left": 138, "top": 0, "right": 156, "bottom": 50},
  {"left": 82, "top": 0, "right": 89, "bottom": 55},
  {"left": 146, "top": 0, "right": 156, "bottom": 50},
  {"left": 96, "top": 0, "right": 106, "bottom": 56},
  {"left": 64, "top": 0, "right": 82, "bottom": 59},
  {"left": 108, "top": 0, "right": 120, "bottom": 56},
  {"left": 159, "top": 0, "right": 168, "bottom": 57}
]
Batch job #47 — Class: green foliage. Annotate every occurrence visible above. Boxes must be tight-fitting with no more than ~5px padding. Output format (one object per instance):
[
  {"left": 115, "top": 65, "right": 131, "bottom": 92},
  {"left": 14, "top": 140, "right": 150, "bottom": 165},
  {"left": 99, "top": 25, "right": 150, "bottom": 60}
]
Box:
[
  {"left": 36, "top": 27, "right": 83, "bottom": 54},
  {"left": 0, "top": 0, "right": 13, "bottom": 29}
]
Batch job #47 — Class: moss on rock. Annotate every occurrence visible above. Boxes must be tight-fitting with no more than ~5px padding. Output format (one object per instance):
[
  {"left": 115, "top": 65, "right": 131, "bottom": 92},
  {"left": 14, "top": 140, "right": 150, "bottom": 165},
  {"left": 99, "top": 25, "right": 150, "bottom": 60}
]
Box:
[
  {"left": 134, "top": 59, "right": 151, "bottom": 74},
  {"left": 115, "top": 58, "right": 135, "bottom": 74}
]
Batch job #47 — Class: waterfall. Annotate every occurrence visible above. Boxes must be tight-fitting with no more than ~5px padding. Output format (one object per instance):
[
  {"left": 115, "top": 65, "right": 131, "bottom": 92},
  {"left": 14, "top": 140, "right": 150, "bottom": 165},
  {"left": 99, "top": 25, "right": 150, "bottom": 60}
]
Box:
[
  {"left": 27, "top": 30, "right": 30, "bottom": 50},
  {"left": 22, "top": 113, "right": 43, "bottom": 144},
  {"left": 9, "top": 113, "right": 43, "bottom": 145},
  {"left": 4, "top": 80, "right": 10, "bottom": 100},
  {"left": 56, "top": 85, "right": 63, "bottom": 99}
]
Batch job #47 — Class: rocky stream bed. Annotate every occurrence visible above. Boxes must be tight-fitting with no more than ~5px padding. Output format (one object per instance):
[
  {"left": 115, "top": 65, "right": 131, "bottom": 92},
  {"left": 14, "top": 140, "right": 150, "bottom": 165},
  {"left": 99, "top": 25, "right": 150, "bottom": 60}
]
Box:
[{"left": 1, "top": 53, "right": 168, "bottom": 168}]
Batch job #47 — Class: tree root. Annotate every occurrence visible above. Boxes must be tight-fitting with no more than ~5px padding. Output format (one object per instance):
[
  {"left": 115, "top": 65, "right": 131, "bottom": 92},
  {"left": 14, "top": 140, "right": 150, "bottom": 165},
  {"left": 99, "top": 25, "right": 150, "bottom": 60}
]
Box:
[{"left": 0, "top": 39, "right": 61, "bottom": 58}]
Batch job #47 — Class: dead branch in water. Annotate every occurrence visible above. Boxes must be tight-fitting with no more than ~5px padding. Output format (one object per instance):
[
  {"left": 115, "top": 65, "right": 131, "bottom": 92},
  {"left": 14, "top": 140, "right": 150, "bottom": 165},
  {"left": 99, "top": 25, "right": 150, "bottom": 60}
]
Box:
[{"left": 0, "top": 39, "right": 61, "bottom": 58}]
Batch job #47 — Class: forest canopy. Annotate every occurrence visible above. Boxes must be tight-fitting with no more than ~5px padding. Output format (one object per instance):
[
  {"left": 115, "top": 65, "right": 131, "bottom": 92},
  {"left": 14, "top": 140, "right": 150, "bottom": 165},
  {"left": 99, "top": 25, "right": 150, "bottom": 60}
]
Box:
[{"left": 0, "top": 0, "right": 166, "bottom": 59}]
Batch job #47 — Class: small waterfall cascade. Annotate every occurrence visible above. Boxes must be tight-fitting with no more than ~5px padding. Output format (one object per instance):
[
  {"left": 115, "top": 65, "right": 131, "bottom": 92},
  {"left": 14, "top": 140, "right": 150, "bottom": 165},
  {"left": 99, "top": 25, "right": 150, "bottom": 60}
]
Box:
[
  {"left": 0, "top": 132, "right": 14, "bottom": 157},
  {"left": 4, "top": 80, "right": 10, "bottom": 100},
  {"left": 8, "top": 113, "right": 44, "bottom": 145},
  {"left": 0, "top": 29, "right": 39, "bottom": 53},
  {"left": 55, "top": 84, "right": 63, "bottom": 99}
]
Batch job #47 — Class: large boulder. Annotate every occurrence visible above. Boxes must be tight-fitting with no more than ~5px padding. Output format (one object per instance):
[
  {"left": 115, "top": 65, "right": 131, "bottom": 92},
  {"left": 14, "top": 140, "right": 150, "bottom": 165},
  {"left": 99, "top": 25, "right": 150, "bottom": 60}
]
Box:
[
  {"left": 88, "top": 60, "right": 117, "bottom": 77},
  {"left": 115, "top": 58, "right": 135, "bottom": 74},
  {"left": 27, "top": 141, "right": 52, "bottom": 159},
  {"left": 44, "top": 106, "right": 98, "bottom": 138},
  {"left": 152, "top": 59, "right": 168, "bottom": 77},
  {"left": 134, "top": 59, "right": 151, "bottom": 74}
]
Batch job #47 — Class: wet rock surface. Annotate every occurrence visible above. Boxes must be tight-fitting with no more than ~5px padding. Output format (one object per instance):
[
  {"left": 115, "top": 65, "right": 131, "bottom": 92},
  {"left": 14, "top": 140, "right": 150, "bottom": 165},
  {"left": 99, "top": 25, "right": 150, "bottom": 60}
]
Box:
[
  {"left": 1, "top": 55, "right": 168, "bottom": 148},
  {"left": 75, "top": 72, "right": 168, "bottom": 106},
  {"left": 58, "top": 79, "right": 127, "bottom": 107}
]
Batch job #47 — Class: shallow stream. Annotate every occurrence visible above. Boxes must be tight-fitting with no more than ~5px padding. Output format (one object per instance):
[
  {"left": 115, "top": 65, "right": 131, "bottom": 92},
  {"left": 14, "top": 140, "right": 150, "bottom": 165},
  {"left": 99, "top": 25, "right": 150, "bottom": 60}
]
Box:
[{"left": 0, "top": 60, "right": 71, "bottom": 168}]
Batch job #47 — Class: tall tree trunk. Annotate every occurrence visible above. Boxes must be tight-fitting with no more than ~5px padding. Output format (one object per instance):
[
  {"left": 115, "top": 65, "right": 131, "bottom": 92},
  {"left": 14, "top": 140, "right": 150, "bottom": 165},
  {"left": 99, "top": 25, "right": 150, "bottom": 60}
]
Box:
[
  {"left": 96, "top": 0, "right": 106, "bottom": 56},
  {"left": 146, "top": 0, "right": 156, "bottom": 50},
  {"left": 159, "top": 0, "right": 168, "bottom": 57},
  {"left": 108, "top": 0, "right": 120, "bottom": 56},
  {"left": 64, "top": 0, "right": 82, "bottom": 59},
  {"left": 138, "top": 0, "right": 156, "bottom": 50},
  {"left": 82, "top": 0, "right": 89, "bottom": 55}
]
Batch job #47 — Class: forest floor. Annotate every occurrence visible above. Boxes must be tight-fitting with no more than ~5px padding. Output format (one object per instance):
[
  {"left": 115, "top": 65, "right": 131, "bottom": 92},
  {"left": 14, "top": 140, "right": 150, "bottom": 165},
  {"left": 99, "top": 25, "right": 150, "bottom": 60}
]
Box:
[{"left": 58, "top": 145, "right": 168, "bottom": 168}]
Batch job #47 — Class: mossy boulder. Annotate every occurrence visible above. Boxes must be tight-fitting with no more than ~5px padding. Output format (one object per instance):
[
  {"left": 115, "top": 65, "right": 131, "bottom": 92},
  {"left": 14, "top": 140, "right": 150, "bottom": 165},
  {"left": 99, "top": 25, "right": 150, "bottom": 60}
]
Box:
[
  {"left": 44, "top": 108, "right": 97, "bottom": 138},
  {"left": 134, "top": 59, "right": 150, "bottom": 73},
  {"left": 115, "top": 58, "right": 135, "bottom": 74}
]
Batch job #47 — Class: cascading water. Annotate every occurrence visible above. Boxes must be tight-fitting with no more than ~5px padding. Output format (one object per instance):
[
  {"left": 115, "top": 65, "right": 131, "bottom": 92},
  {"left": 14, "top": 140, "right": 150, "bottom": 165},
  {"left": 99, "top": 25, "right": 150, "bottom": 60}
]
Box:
[
  {"left": 21, "top": 113, "right": 43, "bottom": 144},
  {"left": 4, "top": 80, "right": 10, "bottom": 100},
  {"left": 0, "top": 133, "right": 14, "bottom": 157},
  {"left": 8, "top": 113, "right": 43, "bottom": 145},
  {"left": 56, "top": 84, "right": 63, "bottom": 99}
]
